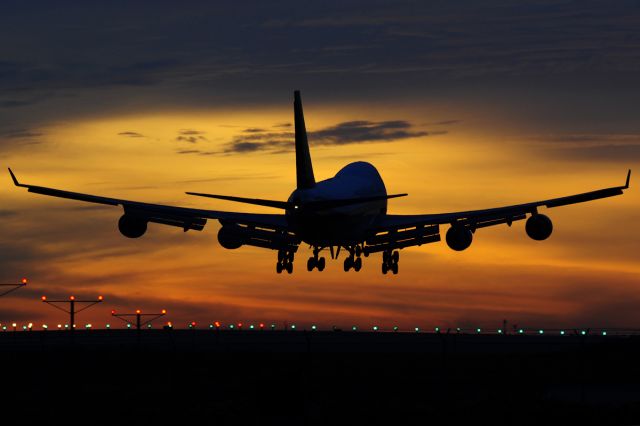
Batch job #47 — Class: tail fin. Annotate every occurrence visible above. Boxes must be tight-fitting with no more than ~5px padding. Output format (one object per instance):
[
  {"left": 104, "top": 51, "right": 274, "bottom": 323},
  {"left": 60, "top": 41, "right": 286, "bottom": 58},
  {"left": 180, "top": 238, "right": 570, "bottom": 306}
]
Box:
[{"left": 294, "top": 90, "right": 316, "bottom": 189}]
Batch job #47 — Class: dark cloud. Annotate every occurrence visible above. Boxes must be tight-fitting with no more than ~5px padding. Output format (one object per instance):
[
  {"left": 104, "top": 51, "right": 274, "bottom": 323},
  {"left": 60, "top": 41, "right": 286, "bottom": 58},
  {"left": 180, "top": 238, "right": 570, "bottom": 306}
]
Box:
[
  {"left": 243, "top": 128, "right": 266, "bottom": 133},
  {"left": 176, "top": 129, "right": 208, "bottom": 143},
  {"left": 215, "top": 120, "right": 435, "bottom": 154},
  {"left": 118, "top": 131, "right": 144, "bottom": 138},
  {"left": 529, "top": 133, "right": 640, "bottom": 162},
  {"left": 273, "top": 123, "right": 292, "bottom": 128},
  {"left": 3, "top": 129, "right": 43, "bottom": 139}
]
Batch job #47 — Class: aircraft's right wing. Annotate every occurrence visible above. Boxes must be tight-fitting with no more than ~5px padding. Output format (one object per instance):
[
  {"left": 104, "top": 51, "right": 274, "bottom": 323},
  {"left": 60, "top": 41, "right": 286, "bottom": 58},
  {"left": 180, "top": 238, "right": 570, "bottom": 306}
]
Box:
[
  {"left": 364, "top": 170, "right": 631, "bottom": 254},
  {"left": 9, "top": 168, "right": 299, "bottom": 252}
]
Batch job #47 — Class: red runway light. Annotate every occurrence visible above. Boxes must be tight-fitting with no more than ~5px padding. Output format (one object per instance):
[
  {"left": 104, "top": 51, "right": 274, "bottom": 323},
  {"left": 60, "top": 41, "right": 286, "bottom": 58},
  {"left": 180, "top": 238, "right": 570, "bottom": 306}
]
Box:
[
  {"left": 111, "top": 310, "right": 116, "bottom": 315},
  {"left": 21, "top": 277, "right": 28, "bottom": 285},
  {"left": 136, "top": 309, "right": 141, "bottom": 314},
  {"left": 69, "top": 295, "right": 75, "bottom": 300},
  {"left": 41, "top": 296, "right": 46, "bottom": 301},
  {"left": 161, "top": 309, "right": 167, "bottom": 315},
  {"left": 98, "top": 295, "right": 103, "bottom": 301},
  {"left": 214, "top": 321, "right": 220, "bottom": 328}
]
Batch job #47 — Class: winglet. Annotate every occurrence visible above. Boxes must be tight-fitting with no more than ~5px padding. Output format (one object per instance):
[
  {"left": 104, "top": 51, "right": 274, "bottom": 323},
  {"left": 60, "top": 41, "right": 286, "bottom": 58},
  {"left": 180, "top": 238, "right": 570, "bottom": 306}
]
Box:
[
  {"left": 8, "top": 168, "right": 26, "bottom": 187},
  {"left": 625, "top": 169, "right": 631, "bottom": 189}
]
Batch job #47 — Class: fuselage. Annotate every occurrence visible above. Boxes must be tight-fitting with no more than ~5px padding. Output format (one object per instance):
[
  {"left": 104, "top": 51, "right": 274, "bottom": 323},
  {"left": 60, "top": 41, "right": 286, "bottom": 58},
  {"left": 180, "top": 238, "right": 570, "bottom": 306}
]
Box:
[{"left": 286, "top": 161, "right": 387, "bottom": 246}]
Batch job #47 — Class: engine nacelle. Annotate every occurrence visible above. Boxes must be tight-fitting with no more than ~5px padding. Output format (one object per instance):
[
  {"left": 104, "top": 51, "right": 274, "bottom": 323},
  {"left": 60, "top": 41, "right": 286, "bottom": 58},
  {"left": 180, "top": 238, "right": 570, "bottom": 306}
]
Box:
[
  {"left": 446, "top": 225, "right": 473, "bottom": 251},
  {"left": 526, "top": 214, "right": 553, "bottom": 241},
  {"left": 118, "top": 214, "right": 147, "bottom": 239},
  {"left": 217, "top": 226, "right": 244, "bottom": 250}
]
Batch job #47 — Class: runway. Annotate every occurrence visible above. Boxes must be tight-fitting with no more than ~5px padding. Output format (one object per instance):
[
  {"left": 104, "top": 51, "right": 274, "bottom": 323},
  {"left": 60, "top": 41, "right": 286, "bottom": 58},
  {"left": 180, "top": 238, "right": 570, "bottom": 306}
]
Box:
[{"left": 2, "top": 329, "right": 639, "bottom": 424}]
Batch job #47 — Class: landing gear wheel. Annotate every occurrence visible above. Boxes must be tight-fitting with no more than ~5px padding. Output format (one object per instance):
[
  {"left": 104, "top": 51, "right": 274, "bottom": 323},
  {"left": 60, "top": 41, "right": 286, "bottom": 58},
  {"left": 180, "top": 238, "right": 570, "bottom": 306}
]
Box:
[
  {"left": 307, "top": 257, "right": 316, "bottom": 272},
  {"left": 344, "top": 257, "right": 353, "bottom": 272},
  {"left": 317, "top": 257, "right": 326, "bottom": 271},
  {"left": 354, "top": 257, "right": 362, "bottom": 272},
  {"left": 286, "top": 262, "right": 293, "bottom": 274},
  {"left": 277, "top": 262, "right": 283, "bottom": 274},
  {"left": 382, "top": 263, "right": 388, "bottom": 274},
  {"left": 392, "top": 251, "right": 399, "bottom": 264},
  {"left": 391, "top": 262, "right": 398, "bottom": 275}
]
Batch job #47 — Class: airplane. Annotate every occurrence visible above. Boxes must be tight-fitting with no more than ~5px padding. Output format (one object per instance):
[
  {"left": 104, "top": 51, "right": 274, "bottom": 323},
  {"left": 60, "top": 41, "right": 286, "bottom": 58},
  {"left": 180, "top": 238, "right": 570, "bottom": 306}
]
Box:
[{"left": 8, "top": 91, "right": 631, "bottom": 275}]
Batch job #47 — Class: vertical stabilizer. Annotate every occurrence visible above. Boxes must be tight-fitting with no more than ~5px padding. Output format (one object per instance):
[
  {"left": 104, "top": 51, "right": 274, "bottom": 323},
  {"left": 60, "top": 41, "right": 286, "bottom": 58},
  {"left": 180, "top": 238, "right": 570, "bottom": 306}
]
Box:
[{"left": 294, "top": 90, "right": 316, "bottom": 189}]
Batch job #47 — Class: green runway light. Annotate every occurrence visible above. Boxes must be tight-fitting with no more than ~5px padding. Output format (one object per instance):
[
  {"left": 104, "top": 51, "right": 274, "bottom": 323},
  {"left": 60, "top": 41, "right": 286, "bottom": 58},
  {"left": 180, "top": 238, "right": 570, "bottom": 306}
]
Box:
[
  {"left": 539, "top": 329, "right": 544, "bottom": 334},
  {"left": 271, "top": 324, "right": 276, "bottom": 330},
  {"left": 393, "top": 326, "right": 399, "bottom": 332},
  {"left": 373, "top": 326, "right": 378, "bottom": 331},
  {"left": 106, "top": 324, "right": 110, "bottom": 329},
  {"left": 352, "top": 326, "right": 358, "bottom": 331},
  {"left": 435, "top": 327, "right": 440, "bottom": 333},
  {"left": 126, "top": 324, "right": 131, "bottom": 329},
  {"left": 1, "top": 326, "right": 5, "bottom": 331},
  {"left": 518, "top": 329, "right": 524, "bottom": 334},
  {"left": 249, "top": 324, "right": 255, "bottom": 330},
  {"left": 476, "top": 328, "right": 481, "bottom": 334},
  {"left": 229, "top": 324, "right": 235, "bottom": 329},
  {"left": 581, "top": 330, "right": 587, "bottom": 335},
  {"left": 311, "top": 325, "right": 317, "bottom": 331},
  {"left": 602, "top": 331, "right": 607, "bottom": 336},
  {"left": 291, "top": 324, "right": 296, "bottom": 330},
  {"left": 560, "top": 330, "right": 565, "bottom": 335},
  {"left": 415, "top": 327, "right": 420, "bottom": 333},
  {"left": 497, "top": 329, "right": 503, "bottom": 334},
  {"left": 209, "top": 324, "right": 214, "bottom": 329},
  {"left": 85, "top": 324, "right": 92, "bottom": 329},
  {"left": 147, "top": 324, "right": 152, "bottom": 329},
  {"left": 456, "top": 327, "right": 461, "bottom": 333}
]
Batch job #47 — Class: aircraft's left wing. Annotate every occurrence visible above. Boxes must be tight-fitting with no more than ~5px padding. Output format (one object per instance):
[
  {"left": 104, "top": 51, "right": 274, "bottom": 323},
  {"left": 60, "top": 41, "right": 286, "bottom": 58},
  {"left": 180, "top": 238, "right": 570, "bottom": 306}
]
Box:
[
  {"left": 364, "top": 170, "right": 630, "bottom": 254},
  {"left": 9, "top": 168, "right": 298, "bottom": 251}
]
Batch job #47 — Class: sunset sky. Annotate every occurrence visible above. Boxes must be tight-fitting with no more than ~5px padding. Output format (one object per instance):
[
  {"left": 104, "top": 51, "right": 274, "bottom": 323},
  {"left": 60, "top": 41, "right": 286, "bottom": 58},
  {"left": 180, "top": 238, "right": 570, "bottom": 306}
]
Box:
[{"left": 1, "top": 1, "right": 638, "bottom": 331}]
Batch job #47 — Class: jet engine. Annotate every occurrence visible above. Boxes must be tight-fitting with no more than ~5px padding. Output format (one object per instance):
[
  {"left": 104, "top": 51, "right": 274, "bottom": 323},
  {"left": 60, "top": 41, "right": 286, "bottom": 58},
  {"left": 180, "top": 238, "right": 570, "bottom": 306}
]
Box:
[
  {"left": 217, "top": 225, "right": 244, "bottom": 249},
  {"left": 446, "top": 225, "right": 473, "bottom": 251},
  {"left": 525, "top": 214, "right": 553, "bottom": 241},
  {"left": 118, "top": 214, "right": 147, "bottom": 238}
]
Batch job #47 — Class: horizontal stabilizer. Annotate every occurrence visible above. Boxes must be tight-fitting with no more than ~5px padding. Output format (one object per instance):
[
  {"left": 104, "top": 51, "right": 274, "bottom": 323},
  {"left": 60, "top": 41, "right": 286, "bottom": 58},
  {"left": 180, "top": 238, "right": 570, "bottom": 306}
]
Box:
[
  {"left": 185, "top": 192, "right": 293, "bottom": 210},
  {"left": 186, "top": 191, "right": 407, "bottom": 211}
]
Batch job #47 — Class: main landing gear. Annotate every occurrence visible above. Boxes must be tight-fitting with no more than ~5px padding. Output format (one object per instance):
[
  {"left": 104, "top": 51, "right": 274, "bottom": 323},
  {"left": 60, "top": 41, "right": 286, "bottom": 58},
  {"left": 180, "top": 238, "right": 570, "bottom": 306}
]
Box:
[
  {"left": 307, "top": 248, "right": 326, "bottom": 272},
  {"left": 343, "top": 245, "right": 363, "bottom": 272},
  {"left": 276, "top": 250, "right": 294, "bottom": 274},
  {"left": 382, "top": 250, "right": 399, "bottom": 275}
]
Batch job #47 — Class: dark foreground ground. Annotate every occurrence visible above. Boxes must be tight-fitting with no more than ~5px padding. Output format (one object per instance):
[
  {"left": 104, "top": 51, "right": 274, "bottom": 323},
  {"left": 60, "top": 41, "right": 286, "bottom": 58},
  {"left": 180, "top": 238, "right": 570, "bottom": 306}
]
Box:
[{"left": 2, "top": 329, "right": 640, "bottom": 424}]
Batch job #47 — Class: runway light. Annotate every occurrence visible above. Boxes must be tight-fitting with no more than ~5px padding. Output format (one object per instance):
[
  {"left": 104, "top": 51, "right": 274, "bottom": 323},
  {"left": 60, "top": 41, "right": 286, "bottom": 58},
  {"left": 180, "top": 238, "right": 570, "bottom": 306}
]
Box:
[
  {"left": 476, "top": 328, "right": 481, "bottom": 334},
  {"left": 106, "top": 324, "right": 111, "bottom": 329},
  {"left": 70, "top": 296, "right": 75, "bottom": 300},
  {"left": 456, "top": 327, "right": 461, "bottom": 333},
  {"left": 214, "top": 321, "right": 221, "bottom": 328},
  {"left": 518, "top": 329, "right": 524, "bottom": 334},
  {"left": 28, "top": 323, "right": 33, "bottom": 330},
  {"left": 85, "top": 324, "right": 92, "bottom": 329},
  {"left": 311, "top": 325, "right": 317, "bottom": 331},
  {"left": 259, "top": 323, "right": 264, "bottom": 329},
  {"left": 161, "top": 309, "right": 167, "bottom": 315},
  {"left": 498, "top": 329, "right": 503, "bottom": 334},
  {"left": 270, "top": 323, "right": 276, "bottom": 330},
  {"left": 41, "top": 296, "right": 46, "bottom": 301},
  {"left": 249, "top": 324, "right": 255, "bottom": 330},
  {"left": 373, "top": 326, "right": 378, "bottom": 331},
  {"left": 191, "top": 321, "right": 197, "bottom": 328},
  {"left": 290, "top": 324, "right": 296, "bottom": 330},
  {"left": 147, "top": 324, "right": 152, "bottom": 329},
  {"left": 98, "top": 295, "right": 103, "bottom": 301},
  {"left": 136, "top": 309, "right": 141, "bottom": 314},
  {"left": 57, "top": 324, "right": 62, "bottom": 329},
  {"left": 2, "top": 326, "right": 6, "bottom": 331},
  {"left": 393, "top": 326, "right": 399, "bottom": 332},
  {"left": 126, "top": 324, "right": 131, "bottom": 329},
  {"left": 581, "top": 330, "right": 587, "bottom": 335},
  {"left": 42, "top": 324, "right": 48, "bottom": 330},
  {"left": 229, "top": 324, "right": 235, "bottom": 329},
  {"left": 352, "top": 326, "right": 357, "bottom": 331},
  {"left": 21, "top": 277, "right": 28, "bottom": 284},
  {"left": 209, "top": 324, "right": 214, "bottom": 329},
  {"left": 539, "top": 329, "right": 544, "bottom": 335},
  {"left": 560, "top": 330, "right": 565, "bottom": 335},
  {"left": 602, "top": 331, "right": 607, "bottom": 336},
  {"left": 415, "top": 327, "right": 420, "bottom": 333},
  {"left": 111, "top": 310, "right": 116, "bottom": 315},
  {"left": 22, "top": 325, "right": 27, "bottom": 331},
  {"left": 435, "top": 327, "right": 440, "bottom": 333}
]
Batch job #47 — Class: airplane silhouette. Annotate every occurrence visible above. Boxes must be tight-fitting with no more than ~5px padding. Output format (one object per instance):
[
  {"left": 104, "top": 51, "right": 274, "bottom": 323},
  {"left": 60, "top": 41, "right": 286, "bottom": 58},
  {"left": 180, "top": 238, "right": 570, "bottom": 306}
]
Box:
[{"left": 9, "top": 91, "right": 631, "bottom": 274}]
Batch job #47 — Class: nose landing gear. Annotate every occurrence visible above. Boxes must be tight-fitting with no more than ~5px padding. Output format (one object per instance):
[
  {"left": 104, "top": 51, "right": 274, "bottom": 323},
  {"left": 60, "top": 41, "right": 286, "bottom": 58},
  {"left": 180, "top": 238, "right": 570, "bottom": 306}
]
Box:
[
  {"left": 382, "top": 250, "right": 399, "bottom": 274},
  {"left": 307, "top": 248, "right": 326, "bottom": 272},
  {"left": 343, "top": 246, "right": 363, "bottom": 272},
  {"left": 276, "top": 250, "right": 294, "bottom": 274}
]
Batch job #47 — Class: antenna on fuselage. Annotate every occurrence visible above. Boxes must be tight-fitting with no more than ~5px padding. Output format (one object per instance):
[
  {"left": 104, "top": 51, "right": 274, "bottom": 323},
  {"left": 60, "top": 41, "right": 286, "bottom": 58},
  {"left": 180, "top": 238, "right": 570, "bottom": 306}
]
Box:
[{"left": 294, "top": 90, "right": 316, "bottom": 190}]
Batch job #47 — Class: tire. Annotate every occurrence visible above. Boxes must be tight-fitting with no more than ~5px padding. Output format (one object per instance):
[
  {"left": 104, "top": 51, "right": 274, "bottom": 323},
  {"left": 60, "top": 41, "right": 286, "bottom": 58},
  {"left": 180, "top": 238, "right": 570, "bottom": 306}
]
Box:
[
  {"left": 344, "top": 257, "right": 353, "bottom": 272},
  {"left": 286, "top": 262, "right": 293, "bottom": 274},
  {"left": 307, "top": 257, "right": 316, "bottom": 272},
  {"left": 392, "top": 251, "right": 399, "bottom": 264},
  {"left": 382, "top": 263, "right": 388, "bottom": 274},
  {"left": 317, "top": 257, "right": 326, "bottom": 271},
  {"left": 354, "top": 257, "right": 362, "bottom": 272},
  {"left": 276, "top": 263, "right": 283, "bottom": 274},
  {"left": 391, "top": 262, "right": 398, "bottom": 275}
]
